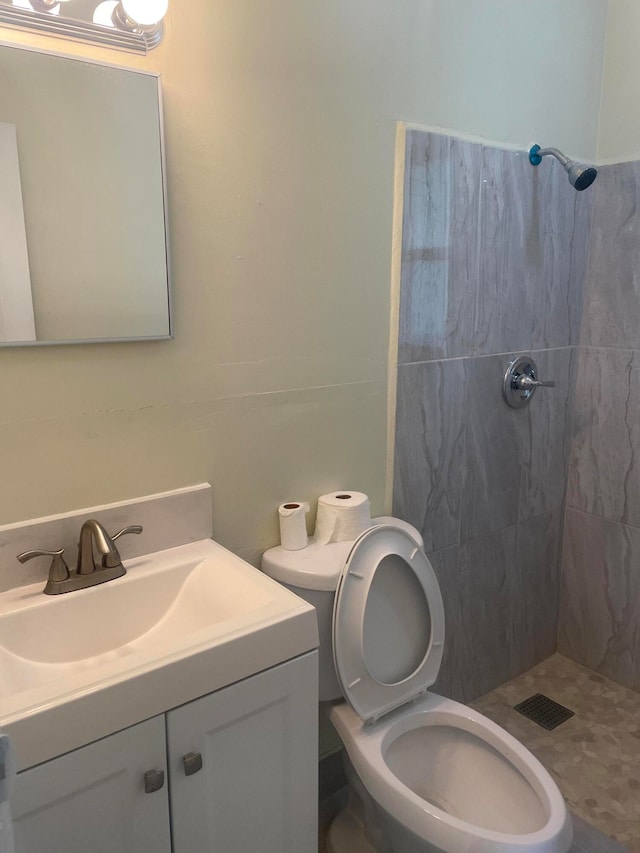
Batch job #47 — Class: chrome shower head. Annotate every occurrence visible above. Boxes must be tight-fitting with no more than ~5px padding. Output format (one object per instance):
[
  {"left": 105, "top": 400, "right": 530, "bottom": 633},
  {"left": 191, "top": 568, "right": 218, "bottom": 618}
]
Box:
[
  {"left": 529, "top": 144, "right": 597, "bottom": 191},
  {"left": 566, "top": 161, "right": 598, "bottom": 192}
]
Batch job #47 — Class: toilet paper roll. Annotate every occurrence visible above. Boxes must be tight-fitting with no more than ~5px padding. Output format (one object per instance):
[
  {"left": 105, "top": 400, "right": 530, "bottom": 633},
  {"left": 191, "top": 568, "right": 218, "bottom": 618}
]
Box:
[
  {"left": 313, "top": 491, "right": 372, "bottom": 544},
  {"left": 278, "top": 502, "right": 310, "bottom": 551}
]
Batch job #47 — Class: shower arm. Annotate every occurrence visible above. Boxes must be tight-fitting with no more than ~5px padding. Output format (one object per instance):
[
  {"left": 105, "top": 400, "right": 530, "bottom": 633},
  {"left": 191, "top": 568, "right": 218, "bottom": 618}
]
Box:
[
  {"left": 528, "top": 143, "right": 597, "bottom": 192},
  {"left": 535, "top": 148, "right": 571, "bottom": 168}
]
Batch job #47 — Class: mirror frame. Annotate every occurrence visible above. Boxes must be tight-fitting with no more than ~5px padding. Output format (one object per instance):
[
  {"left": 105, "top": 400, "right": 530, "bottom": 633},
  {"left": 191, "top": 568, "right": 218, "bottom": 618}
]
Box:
[{"left": 0, "top": 39, "right": 172, "bottom": 347}]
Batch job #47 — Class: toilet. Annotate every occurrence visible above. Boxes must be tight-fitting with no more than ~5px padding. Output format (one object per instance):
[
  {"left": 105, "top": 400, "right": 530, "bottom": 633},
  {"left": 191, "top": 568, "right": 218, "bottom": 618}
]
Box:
[{"left": 262, "top": 519, "right": 573, "bottom": 853}]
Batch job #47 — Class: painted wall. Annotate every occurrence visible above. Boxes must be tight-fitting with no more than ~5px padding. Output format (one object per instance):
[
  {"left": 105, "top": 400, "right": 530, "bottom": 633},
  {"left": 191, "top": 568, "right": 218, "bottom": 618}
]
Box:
[
  {"left": 598, "top": 0, "right": 640, "bottom": 163},
  {"left": 0, "top": 0, "right": 608, "bottom": 568}
]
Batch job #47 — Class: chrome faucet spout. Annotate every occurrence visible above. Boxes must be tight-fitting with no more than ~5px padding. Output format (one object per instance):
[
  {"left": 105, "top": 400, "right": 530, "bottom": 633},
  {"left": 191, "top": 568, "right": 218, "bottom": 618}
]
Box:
[
  {"left": 77, "top": 519, "right": 116, "bottom": 575},
  {"left": 76, "top": 519, "right": 142, "bottom": 575}
]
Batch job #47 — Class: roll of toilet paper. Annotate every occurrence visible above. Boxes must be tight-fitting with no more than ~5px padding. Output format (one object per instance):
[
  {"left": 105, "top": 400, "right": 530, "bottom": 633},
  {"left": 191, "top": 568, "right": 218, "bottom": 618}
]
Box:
[
  {"left": 0, "top": 733, "right": 15, "bottom": 853},
  {"left": 313, "top": 491, "right": 372, "bottom": 544},
  {"left": 278, "top": 502, "right": 310, "bottom": 551}
]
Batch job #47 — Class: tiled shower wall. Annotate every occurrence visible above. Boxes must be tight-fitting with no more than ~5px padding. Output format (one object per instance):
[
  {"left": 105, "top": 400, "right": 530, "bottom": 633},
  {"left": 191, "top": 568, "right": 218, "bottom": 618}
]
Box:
[
  {"left": 393, "top": 129, "right": 592, "bottom": 703},
  {"left": 559, "top": 161, "right": 640, "bottom": 693}
]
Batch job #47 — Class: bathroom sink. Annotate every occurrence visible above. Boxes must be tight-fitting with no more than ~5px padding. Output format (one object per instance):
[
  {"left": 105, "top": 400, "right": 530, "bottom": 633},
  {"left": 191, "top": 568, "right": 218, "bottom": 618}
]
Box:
[
  {"left": 0, "top": 539, "right": 317, "bottom": 771},
  {"left": 0, "top": 547, "right": 273, "bottom": 668}
]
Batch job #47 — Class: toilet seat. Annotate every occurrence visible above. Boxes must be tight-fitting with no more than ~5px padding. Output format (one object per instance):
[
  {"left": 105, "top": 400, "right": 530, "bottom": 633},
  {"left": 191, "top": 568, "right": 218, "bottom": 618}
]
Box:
[
  {"left": 330, "top": 693, "right": 573, "bottom": 853},
  {"left": 332, "top": 526, "right": 445, "bottom": 724}
]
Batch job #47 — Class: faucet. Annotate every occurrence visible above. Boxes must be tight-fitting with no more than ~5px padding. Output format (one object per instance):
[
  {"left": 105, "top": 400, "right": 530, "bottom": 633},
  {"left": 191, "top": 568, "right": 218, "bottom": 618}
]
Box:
[
  {"left": 77, "top": 519, "right": 141, "bottom": 575},
  {"left": 18, "top": 519, "right": 143, "bottom": 595}
]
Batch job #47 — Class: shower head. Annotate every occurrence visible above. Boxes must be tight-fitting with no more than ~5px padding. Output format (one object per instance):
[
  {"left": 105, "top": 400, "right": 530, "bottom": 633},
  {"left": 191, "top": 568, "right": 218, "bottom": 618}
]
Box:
[{"left": 529, "top": 144, "right": 597, "bottom": 191}]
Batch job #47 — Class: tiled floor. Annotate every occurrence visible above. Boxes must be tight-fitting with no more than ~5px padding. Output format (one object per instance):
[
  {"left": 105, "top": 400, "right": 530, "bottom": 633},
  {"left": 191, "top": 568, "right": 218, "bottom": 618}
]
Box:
[{"left": 473, "top": 654, "right": 640, "bottom": 851}]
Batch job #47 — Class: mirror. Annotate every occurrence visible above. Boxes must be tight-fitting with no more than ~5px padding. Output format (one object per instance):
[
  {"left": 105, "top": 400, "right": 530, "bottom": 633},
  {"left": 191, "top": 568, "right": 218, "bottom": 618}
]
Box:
[{"left": 0, "top": 42, "right": 171, "bottom": 346}]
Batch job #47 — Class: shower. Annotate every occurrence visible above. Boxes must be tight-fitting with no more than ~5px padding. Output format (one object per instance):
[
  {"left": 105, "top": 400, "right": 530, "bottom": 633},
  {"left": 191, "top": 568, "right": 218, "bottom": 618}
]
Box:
[{"left": 529, "top": 144, "right": 598, "bottom": 191}]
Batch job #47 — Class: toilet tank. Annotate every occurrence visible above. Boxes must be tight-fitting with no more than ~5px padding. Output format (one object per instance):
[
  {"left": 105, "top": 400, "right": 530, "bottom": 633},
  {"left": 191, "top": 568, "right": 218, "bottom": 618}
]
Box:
[
  {"left": 261, "top": 516, "right": 425, "bottom": 701},
  {"left": 262, "top": 540, "right": 350, "bottom": 699}
]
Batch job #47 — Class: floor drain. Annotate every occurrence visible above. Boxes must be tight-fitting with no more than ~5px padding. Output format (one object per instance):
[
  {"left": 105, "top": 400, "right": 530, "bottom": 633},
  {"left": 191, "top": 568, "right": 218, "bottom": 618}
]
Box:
[{"left": 513, "top": 693, "right": 575, "bottom": 730}]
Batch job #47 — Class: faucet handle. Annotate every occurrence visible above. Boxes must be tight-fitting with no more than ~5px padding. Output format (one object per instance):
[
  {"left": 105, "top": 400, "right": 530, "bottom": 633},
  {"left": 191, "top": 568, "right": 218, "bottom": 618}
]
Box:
[
  {"left": 17, "top": 548, "right": 70, "bottom": 586},
  {"left": 111, "top": 525, "right": 143, "bottom": 542},
  {"left": 99, "top": 524, "right": 143, "bottom": 568}
]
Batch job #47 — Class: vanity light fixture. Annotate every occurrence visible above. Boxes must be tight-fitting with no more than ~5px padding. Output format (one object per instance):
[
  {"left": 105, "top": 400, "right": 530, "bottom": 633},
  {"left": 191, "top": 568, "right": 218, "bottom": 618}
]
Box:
[{"left": 0, "top": 0, "right": 168, "bottom": 53}]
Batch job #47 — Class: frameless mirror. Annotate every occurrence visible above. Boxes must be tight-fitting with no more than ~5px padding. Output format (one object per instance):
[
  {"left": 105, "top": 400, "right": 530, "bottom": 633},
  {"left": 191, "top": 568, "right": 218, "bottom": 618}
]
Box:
[{"left": 0, "top": 42, "right": 171, "bottom": 346}]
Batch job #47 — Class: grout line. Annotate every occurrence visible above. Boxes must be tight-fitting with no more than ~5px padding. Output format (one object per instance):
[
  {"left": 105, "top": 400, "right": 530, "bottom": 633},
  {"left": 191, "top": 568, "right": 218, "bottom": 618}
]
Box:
[
  {"left": 565, "top": 504, "right": 640, "bottom": 534},
  {"left": 399, "top": 345, "right": 576, "bottom": 368},
  {"left": 579, "top": 343, "right": 640, "bottom": 354},
  {"left": 426, "top": 508, "right": 561, "bottom": 557}
]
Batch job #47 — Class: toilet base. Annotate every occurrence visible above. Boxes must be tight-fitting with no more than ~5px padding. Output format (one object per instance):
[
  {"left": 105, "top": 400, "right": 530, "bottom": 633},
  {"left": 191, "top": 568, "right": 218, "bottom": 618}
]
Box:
[
  {"left": 328, "top": 799, "right": 443, "bottom": 853},
  {"left": 327, "top": 805, "right": 377, "bottom": 853},
  {"left": 327, "top": 753, "right": 394, "bottom": 852}
]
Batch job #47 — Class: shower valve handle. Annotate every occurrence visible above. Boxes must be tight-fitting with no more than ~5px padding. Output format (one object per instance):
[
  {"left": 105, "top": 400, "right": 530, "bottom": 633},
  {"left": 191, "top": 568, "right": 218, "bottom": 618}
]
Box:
[{"left": 514, "top": 375, "right": 555, "bottom": 391}]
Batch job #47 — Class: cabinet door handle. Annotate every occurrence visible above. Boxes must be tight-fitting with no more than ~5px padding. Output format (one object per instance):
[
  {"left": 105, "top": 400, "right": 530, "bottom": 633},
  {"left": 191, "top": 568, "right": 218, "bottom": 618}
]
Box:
[
  {"left": 144, "top": 769, "right": 165, "bottom": 793},
  {"left": 183, "top": 752, "right": 203, "bottom": 776}
]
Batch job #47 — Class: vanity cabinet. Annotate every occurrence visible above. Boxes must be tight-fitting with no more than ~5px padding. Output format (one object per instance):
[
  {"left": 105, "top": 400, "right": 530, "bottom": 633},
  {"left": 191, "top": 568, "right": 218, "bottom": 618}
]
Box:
[
  {"left": 11, "top": 715, "right": 171, "bottom": 853},
  {"left": 11, "top": 653, "right": 318, "bottom": 853},
  {"left": 168, "top": 650, "right": 317, "bottom": 852}
]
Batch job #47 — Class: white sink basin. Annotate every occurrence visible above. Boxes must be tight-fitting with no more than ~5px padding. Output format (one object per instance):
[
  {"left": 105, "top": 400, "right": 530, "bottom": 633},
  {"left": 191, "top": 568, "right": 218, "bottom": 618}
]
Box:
[
  {"left": 0, "top": 539, "right": 317, "bottom": 771},
  {"left": 0, "top": 549, "right": 272, "bottom": 670}
]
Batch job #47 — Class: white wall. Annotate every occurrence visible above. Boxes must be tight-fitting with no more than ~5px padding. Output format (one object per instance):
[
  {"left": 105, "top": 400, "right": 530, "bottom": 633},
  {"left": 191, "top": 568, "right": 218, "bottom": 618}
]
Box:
[
  {"left": 598, "top": 0, "right": 640, "bottom": 162},
  {"left": 0, "top": 0, "right": 608, "bottom": 564},
  {"left": 404, "top": 0, "right": 607, "bottom": 161}
]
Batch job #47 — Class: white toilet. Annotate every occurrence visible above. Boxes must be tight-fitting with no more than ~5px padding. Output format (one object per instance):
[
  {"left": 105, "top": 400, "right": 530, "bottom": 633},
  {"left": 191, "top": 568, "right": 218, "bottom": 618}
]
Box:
[{"left": 262, "top": 518, "right": 574, "bottom": 853}]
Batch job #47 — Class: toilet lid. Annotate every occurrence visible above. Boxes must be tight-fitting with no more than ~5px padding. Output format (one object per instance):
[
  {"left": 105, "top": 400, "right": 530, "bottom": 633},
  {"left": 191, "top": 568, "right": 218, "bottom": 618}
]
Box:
[{"left": 332, "top": 525, "right": 445, "bottom": 724}]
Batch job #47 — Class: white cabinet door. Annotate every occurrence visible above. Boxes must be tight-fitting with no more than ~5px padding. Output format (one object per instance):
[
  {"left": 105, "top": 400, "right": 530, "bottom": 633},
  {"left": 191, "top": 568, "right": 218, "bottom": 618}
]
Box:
[
  {"left": 168, "top": 651, "right": 318, "bottom": 853},
  {"left": 12, "top": 716, "right": 171, "bottom": 853}
]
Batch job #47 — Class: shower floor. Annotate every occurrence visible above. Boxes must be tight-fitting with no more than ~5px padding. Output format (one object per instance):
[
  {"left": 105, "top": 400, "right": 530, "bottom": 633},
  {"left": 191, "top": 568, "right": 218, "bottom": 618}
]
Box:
[{"left": 472, "top": 654, "right": 640, "bottom": 852}]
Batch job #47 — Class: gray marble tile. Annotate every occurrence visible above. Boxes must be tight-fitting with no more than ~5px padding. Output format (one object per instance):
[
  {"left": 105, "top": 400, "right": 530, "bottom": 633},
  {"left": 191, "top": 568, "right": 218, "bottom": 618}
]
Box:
[
  {"left": 0, "top": 484, "right": 213, "bottom": 593},
  {"left": 582, "top": 161, "right": 640, "bottom": 350},
  {"left": 428, "top": 515, "right": 563, "bottom": 704},
  {"left": 398, "top": 132, "right": 590, "bottom": 363},
  {"left": 398, "top": 130, "right": 479, "bottom": 362},
  {"left": 474, "top": 147, "right": 591, "bottom": 355},
  {"left": 424, "top": 511, "right": 567, "bottom": 709},
  {"left": 519, "top": 347, "right": 575, "bottom": 521},
  {"left": 559, "top": 509, "right": 640, "bottom": 693},
  {"left": 567, "top": 347, "right": 640, "bottom": 528},
  {"left": 398, "top": 348, "right": 575, "bottom": 545},
  {"left": 393, "top": 359, "right": 465, "bottom": 552},
  {"left": 460, "top": 354, "right": 525, "bottom": 541},
  {"left": 515, "top": 510, "right": 562, "bottom": 672},
  {"left": 446, "top": 136, "right": 481, "bottom": 356},
  {"left": 427, "top": 544, "right": 464, "bottom": 702},
  {"left": 456, "top": 525, "right": 519, "bottom": 701}
]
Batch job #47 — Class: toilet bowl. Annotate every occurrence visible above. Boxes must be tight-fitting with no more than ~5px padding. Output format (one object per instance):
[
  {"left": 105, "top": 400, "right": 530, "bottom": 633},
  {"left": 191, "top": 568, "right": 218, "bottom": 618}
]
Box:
[
  {"left": 262, "top": 519, "right": 573, "bottom": 853},
  {"left": 330, "top": 696, "right": 572, "bottom": 853}
]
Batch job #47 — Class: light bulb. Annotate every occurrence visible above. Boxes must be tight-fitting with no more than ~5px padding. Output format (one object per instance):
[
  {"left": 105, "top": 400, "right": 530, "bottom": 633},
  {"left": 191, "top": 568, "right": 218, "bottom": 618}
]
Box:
[
  {"left": 20, "top": 0, "right": 60, "bottom": 10},
  {"left": 93, "top": 0, "right": 118, "bottom": 26},
  {"left": 120, "top": 0, "right": 167, "bottom": 26}
]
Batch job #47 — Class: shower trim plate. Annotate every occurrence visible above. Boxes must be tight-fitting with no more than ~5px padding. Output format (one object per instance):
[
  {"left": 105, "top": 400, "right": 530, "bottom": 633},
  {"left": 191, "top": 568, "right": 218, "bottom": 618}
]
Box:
[{"left": 503, "top": 356, "right": 555, "bottom": 409}]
